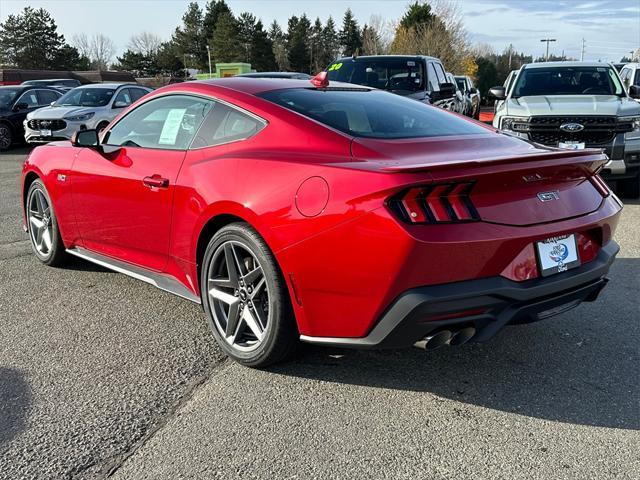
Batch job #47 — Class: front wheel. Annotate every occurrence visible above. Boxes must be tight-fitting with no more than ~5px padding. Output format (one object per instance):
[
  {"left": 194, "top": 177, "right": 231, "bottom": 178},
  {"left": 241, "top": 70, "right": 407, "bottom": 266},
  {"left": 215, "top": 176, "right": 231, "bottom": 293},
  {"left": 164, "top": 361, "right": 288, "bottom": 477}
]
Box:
[
  {"left": 26, "top": 179, "right": 68, "bottom": 266},
  {"left": 0, "top": 123, "right": 13, "bottom": 151},
  {"left": 200, "top": 223, "right": 298, "bottom": 367}
]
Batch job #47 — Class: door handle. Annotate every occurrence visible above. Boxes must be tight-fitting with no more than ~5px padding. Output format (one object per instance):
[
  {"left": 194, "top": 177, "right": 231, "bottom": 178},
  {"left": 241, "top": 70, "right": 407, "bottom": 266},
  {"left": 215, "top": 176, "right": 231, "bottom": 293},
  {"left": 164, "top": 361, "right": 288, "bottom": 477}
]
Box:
[{"left": 143, "top": 175, "right": 169, "bottom": 189}]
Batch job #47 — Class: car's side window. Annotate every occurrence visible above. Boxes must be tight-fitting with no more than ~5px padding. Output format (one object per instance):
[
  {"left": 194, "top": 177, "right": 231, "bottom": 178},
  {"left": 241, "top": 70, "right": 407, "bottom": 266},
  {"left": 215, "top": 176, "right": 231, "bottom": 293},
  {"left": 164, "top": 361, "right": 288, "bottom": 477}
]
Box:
[
  {"left": 16, "top": 90, "right": 39, "bottom": 107},
  {"left": 113, "top": 88, "right": 132, "bottom": 108},
  {"left": 427, "top": 62, "right": 439, "bottom": 92},
  {"left": 130, "top": 88, "right": 148, "bottom": 102},
  {"left": 37, "top": 89, "right": 60, "bottom": 105},
  {"left": 104, "top": 95, "right": 213, "bottom": 150},
  {"left": 434, "top": 63, "right": 447, "bottom": 84},
  {"left": 191, "top": 101, "right": 265, "bottom": 149}
]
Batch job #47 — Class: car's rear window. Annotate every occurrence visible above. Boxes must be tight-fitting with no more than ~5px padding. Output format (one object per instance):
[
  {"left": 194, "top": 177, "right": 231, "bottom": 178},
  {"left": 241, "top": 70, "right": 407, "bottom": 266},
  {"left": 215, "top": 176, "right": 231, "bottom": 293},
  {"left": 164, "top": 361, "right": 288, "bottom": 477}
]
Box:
[{"left": 258, "top": 88, "right": 488, "bottom": 139}]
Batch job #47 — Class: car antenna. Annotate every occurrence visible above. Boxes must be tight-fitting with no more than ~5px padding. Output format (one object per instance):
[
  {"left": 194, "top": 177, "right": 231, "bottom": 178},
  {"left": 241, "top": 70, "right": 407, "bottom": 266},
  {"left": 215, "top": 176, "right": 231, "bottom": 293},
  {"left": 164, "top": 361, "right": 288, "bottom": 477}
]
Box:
[{"left": 310, "top": 71, "right": 329, "bottom": 88}]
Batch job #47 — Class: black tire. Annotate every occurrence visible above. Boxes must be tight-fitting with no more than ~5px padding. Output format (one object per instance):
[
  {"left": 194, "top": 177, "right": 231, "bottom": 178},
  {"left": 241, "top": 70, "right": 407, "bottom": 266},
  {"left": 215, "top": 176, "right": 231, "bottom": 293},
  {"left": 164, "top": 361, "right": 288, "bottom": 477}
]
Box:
[
  {"left": 618, "top": 173, "right": 640, "bottom": 199},
  {"left": 26, "top": 179, "right": 68, "bottom": 266},
  {"left": 0, "top": 122, "right": 13, "bottom": 151},
  {"left": 96, "top": 121, "right": 109, "bottom": 133},
  {"left": 200, "top": 223, "right": 298, "bottom": 367}
]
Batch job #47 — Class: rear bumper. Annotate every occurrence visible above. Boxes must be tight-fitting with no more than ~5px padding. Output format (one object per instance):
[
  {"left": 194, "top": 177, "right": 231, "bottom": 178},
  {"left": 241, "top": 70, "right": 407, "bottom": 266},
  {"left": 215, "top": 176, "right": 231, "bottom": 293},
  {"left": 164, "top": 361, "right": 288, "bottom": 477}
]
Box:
[{"left": 300, "top": 240, "right": 618, "bottom": 349}]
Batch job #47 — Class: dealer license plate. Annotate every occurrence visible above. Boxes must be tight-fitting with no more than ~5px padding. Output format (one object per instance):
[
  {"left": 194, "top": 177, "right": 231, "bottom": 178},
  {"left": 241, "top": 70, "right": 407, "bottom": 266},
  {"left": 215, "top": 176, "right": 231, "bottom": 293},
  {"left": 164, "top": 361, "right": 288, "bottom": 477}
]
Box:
[
  {"left": 558, "top": 141, "right": 585, "bottom": 150},
  {"left": 536, "top": 234, "right": 581, "bottom": 277}
]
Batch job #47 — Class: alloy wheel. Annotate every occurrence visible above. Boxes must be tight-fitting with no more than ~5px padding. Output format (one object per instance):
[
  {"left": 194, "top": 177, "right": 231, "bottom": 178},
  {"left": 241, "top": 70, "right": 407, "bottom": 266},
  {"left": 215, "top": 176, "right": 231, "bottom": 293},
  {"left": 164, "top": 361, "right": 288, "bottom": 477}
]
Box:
[
  {"left": 28, "top": 188, "right": 54, "bottom": 257},
  {"left": 207, "top": 240, "right": 270, "bottom": 352}
]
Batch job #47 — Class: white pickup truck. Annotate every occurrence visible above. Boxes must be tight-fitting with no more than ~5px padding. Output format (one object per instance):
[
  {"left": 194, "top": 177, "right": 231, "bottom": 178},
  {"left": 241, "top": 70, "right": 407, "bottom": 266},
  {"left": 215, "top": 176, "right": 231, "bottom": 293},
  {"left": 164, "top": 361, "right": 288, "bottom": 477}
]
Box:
[{"left": 491, "top": 61, "right": 640, "bottom": 198}]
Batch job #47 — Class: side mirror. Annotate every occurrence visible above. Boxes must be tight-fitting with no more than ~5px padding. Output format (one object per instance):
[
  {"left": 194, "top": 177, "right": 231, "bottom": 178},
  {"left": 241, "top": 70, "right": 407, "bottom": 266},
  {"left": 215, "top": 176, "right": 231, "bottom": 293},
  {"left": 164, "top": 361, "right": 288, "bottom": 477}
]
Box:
[
  {"left": 12, "top": 102, "right": 29, "bottom": 112},
  {"left": 113, "top": 101, "right": 129, "bottom": 109},
  {"left": 489, "top": 86, "right": 506, "bottom": 100},
  {"left": 469, "top": 87, "right": 478, "bottom": 94},
  {"left": 438, "top": 82, "right": 456, "bottom": 98},
  {"left": 71, "top": 129, "right": 99, "bottom": 147},
  {"left": 629, "top": 85, "right": 640, "bottom": 99}
]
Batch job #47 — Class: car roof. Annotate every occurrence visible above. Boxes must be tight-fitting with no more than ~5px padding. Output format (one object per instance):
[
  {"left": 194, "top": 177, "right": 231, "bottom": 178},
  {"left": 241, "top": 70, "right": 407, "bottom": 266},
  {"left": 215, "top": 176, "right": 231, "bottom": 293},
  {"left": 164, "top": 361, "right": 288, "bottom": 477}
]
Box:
[
  {"left": 523, "top": 61, "right": 617, "bottom": 69},
  {"left": 189, "top": 77, "right": 367, "bottom": 95},
  {"left": 75, "top": 82, "right": 142, "bottom": 89},
  {"left": 23, "top": 78, "right": 76, "bottom": 83},
  {"left": 333, "top": 54, "right": 440, "bottom": 62},
  {"left": 236, "top": 72, "right": 311, "bottom": 78}
]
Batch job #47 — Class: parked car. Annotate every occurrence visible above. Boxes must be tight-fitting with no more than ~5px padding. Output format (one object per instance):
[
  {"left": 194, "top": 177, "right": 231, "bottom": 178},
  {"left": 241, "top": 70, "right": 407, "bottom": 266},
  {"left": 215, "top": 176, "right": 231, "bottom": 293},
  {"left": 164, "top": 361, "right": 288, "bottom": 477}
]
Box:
[
  {"left": 492, "top": 69, "right": 520, "bottom": 113},
  {"left": 22, "top": 78, "right": 82, "bottom": 92},
  {"left": 0, "top": 85, "right": 63, "bottom": 150},
  {"left": 236, "top": 72, "right": 311, "bottom": 79},
  {"left": 24, "top": 83, "right": 152, "bottom": 144},
  {"left": 446, "top": 72, "right": 465, "bottom": 114},
  {"left": 619, "top": 63, "right": 640, "bottom": 100},
  {"left": 491, "top": 61, "right": 640, "bottom": 197},
  {"left": 326, "top": 55, "right": 456, "bottom": 108},
  {"left": 454, "top": 75, "right": 481, "bottom": 119},
  {"left": 22, "top": 76, "right": 621, "bottom": 367}
]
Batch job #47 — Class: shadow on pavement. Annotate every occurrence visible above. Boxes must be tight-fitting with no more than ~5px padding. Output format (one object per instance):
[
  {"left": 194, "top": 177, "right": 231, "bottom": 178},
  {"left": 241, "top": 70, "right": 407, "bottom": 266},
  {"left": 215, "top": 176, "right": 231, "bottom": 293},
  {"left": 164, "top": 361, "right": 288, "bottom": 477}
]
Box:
[
  {"left": 272, "top": 258, "right": 639, "bottom": 431},
  {"left": 0, "top": 368, "right": 32, "bottom": 450}
]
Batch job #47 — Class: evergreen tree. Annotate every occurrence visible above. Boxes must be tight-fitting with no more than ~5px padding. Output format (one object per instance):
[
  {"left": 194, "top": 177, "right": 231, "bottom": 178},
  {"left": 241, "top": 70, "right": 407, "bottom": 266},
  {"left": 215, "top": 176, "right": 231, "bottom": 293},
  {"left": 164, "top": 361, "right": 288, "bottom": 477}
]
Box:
[
  {"left": 339, "top": 9, "right": 362, "bottom": 57},
  {"left": 399, "top": 1, "right": 436, "bottom": 29},
  {"left": 0, "top": 7, "right": 84, "bottom": 69},
  {"left": 203, "top": 0, "right": 232, "bottom": 41},
  {"left": 172, "top": 2, "right": 206, "bottom": 69},
  {"left": 210, "top": 12, "right": 242, "bottom": 63},
  {"left": 268, "top": 21, "right": 289, "bottom": 71},
  {"left": 287, "top": 14, "right": 311, "bottom": 73},
  {"left": 156, "top": 42, "right": 186, "bottom": 77},
  {"left": 237, "top": 12, "right": 257, "bottom": 63},
  {"left": 114, "top": 50, "right": 159, "bottom": 77},
  {"left": 309, "top": 18, "right": 324, "bottom": 73},
  {"left": 320, "top": 17, "right": 340, "bottom": 66},
  {"left": 250, "top": 21, "right": 277, "bottom": 71}
]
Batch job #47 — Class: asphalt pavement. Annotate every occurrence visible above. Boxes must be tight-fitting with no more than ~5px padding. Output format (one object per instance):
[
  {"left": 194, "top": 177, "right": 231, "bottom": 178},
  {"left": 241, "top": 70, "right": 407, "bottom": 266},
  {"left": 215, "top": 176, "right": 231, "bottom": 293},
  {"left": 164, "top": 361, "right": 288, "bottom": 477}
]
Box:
[{"left": 1, "top": 147, "right": 638, "bottom": 479}]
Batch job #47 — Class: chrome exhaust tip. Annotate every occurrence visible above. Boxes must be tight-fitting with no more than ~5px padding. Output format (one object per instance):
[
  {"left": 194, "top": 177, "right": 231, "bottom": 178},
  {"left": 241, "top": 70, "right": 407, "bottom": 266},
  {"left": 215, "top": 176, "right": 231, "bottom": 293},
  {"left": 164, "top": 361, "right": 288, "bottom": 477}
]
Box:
[
  {"left": 414, "top": 330, "right": 452, "bottom": 350},
  {"left": 449, "top": 326, "right": 476, "bottom": 346}
]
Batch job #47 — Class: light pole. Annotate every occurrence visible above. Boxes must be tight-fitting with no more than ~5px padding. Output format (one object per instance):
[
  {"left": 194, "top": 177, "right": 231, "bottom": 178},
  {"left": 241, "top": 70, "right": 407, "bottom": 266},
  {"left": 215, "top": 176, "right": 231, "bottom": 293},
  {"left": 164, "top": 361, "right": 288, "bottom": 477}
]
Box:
[
  {"left": 206, "top": 45, "right": 212, "bottom": 79},
  {"left": 540, "top": 38, "right": 557, "bottom": 61}
]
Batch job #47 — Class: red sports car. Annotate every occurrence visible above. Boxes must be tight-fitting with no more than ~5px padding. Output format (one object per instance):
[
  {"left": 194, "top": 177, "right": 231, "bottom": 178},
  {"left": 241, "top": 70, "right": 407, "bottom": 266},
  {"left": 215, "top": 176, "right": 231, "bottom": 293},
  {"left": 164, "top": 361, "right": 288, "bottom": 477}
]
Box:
[{"left": 21, "top": 76, "right": 621, "bottom": 367}]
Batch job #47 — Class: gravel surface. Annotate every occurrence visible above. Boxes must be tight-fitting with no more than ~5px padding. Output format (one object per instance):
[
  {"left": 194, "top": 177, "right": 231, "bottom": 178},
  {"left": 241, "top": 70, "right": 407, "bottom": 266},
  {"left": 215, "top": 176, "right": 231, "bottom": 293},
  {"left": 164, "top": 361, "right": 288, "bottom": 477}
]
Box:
[{"left": 1, "top": 148, "right": 638, "bottom": 479}]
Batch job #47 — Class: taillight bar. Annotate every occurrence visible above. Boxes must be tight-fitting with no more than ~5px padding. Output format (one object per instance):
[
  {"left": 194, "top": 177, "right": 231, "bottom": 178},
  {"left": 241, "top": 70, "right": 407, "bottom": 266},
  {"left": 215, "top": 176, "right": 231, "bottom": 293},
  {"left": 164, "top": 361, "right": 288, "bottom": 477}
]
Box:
[
  {"left": 589, "top": 174, "right": 610, "bottom": 198},
  {"left": 388, "top": 182, "right": 480, "bottom": 224}
]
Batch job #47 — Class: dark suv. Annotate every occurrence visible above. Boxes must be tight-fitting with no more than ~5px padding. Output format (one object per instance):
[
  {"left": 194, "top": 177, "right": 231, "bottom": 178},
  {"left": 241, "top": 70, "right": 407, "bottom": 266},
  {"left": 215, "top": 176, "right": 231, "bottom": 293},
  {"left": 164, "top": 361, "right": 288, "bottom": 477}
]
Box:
[
  {"left": 0, "top": 85, "right": 63, "bottom": 150},
  {"left": 326, "top": 55, "right": 456, "bottom": 108}
]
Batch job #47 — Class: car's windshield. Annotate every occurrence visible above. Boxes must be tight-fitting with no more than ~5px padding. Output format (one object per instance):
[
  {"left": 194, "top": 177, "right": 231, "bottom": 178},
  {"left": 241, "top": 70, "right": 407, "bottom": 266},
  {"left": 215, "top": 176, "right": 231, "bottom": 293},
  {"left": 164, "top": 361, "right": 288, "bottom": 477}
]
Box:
[
  {"left": 512, "top": 66, "right": 624, "bottom": 97},
  {"left": 0, "top": 88, "right": 20, "bottom": 108},
  {"left": 55, "top": 88, "right": 115, "bottom": 107},
  {"left": 259, "top": 88, "right": 488, "bottom": 139},
  {"left": 455, "top": 78, "right": 466, "bottom": 92},
  {"left": 326, "top": 58, "right": 425, "bottom": 93}
]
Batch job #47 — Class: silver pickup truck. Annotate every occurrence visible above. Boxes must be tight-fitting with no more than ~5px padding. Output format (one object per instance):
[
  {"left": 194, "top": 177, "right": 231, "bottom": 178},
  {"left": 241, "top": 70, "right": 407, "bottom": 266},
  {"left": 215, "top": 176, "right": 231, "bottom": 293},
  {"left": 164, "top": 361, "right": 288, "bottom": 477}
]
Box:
[{"left": 491, "top": 61, "right": 640, "bottom": 198}]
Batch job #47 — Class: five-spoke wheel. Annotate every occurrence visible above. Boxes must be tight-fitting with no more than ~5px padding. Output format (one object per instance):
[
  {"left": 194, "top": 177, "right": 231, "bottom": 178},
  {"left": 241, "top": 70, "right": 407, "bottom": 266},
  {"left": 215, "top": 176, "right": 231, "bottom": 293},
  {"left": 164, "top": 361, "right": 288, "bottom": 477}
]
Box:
[
  {"left": 201, "top": 223, "right": 297, "bottom": 367},
  {"left": 26, "top": 180, "right": 67, "bottom": 266}
]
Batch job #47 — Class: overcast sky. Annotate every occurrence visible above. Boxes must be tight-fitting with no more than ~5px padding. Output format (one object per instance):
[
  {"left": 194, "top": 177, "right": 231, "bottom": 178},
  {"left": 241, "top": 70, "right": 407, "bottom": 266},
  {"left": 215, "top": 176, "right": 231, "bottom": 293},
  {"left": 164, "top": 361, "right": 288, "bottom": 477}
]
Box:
[{"left": 1, "top": 0, "right": 638, "bottom": 62}]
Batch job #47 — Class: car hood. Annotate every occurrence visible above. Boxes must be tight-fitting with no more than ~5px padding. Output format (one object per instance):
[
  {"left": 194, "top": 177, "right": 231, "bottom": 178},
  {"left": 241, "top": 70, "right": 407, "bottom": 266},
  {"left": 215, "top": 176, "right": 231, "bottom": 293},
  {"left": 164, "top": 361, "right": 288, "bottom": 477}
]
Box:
[
  {"left": 504, "top": 95, "right": 640, "bottom": 117},
  {"left": 27, "top": 106, "right": 97, "bottom": 120}
]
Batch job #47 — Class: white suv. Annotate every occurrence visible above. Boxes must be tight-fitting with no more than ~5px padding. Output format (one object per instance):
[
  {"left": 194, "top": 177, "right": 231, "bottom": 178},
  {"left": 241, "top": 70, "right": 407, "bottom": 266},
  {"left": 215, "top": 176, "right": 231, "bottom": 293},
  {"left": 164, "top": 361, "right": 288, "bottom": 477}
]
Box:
[
  {"left": 619, "top": 63, "right": 640, "bottom": 100},
  {"left": 491, "top": 61, "right": 640, "bottom": 198},
  {"left": 24, "top": 83, "right": 151, "bottom": 144}
]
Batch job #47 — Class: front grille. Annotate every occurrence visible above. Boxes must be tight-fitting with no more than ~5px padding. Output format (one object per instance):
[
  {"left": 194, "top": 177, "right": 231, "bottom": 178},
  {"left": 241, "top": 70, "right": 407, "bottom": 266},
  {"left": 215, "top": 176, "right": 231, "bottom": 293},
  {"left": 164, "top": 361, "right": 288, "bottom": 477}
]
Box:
[
  {"left": 27, "top": 119, "right": 67, "bottom": 131},
  {"left": 526, "top": 116, "right": 617, "bottom": 146}
]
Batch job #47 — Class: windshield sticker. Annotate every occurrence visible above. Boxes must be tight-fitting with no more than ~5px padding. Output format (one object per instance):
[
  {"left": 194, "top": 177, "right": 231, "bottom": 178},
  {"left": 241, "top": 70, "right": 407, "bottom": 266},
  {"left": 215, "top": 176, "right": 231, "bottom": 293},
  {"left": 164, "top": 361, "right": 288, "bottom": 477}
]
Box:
[
  {"left": 407, "top": 61, "right": 416, "bottom": 67},
  {"left": 158, "top": 108, "right": 186, "bottom": 145},
  {"left": 597, "top": 67, "right": 606, "bottom": 72},
  {"left": 328, "top": 63, "right": 342, "bottom": 71}
]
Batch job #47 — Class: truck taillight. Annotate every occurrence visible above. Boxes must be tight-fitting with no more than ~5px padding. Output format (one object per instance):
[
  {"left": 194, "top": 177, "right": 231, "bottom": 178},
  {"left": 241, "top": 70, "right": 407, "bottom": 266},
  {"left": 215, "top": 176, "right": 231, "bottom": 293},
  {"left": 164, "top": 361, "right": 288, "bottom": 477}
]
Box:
[{"left": 388, "top": 182, "right": 480, "bottom": 224}]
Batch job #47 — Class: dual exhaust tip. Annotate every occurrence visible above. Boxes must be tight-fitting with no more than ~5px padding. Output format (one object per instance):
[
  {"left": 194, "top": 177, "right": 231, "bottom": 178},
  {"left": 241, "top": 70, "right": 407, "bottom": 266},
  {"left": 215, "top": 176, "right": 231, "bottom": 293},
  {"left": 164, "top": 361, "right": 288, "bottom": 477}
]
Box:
[{"left": 414, "top": 326, "right": 476, "bottom": 351}]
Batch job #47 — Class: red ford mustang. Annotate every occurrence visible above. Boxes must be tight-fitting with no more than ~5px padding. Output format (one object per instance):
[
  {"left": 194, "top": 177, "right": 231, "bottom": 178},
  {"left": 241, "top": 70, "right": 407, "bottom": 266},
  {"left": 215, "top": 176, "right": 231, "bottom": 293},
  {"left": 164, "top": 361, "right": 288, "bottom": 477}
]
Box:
[{"left": 21, "top": 77, "right": 621, "bottom": 367}]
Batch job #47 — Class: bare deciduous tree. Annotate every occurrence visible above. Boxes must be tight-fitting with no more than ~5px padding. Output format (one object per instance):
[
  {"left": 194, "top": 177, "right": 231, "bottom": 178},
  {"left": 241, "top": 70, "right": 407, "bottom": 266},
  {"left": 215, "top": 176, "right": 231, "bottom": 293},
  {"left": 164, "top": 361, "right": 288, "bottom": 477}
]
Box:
[
  {"left": 72, "top": 33, "right": 116, "bottom": 69},
  {"left": 128, "top": 32, "right": 162, "bottom": 56}
]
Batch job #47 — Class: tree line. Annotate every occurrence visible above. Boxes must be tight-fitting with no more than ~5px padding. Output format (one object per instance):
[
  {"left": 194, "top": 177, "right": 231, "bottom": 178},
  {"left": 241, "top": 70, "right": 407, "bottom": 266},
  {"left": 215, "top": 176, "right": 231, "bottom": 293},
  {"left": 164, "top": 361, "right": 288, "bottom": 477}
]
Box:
[{"left": 1, "top": 1, "right": 573, "bottom": 95}]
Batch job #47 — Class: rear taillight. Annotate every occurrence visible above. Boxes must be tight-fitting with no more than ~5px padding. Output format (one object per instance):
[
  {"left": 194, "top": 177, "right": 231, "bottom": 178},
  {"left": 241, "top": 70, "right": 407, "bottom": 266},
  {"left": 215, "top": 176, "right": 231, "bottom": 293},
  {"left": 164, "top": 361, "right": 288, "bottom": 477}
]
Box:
[
  {"left": 589, "top": 174, "right": 610, "bottom": 198},
  {"left": 388, "top": 182, "right": 480, "bottom": 224}
]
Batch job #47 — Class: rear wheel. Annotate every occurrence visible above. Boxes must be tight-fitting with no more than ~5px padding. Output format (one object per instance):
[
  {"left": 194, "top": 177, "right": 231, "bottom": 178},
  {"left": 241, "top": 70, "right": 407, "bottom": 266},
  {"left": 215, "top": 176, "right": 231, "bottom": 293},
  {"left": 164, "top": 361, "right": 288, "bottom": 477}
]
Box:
[
  {"left": 26, "top": 180, "right": 68, "bottom": 266},
  {"left": 0, "top": 123, "right": 13, "bottom": 151},
  {"left": 200, "top": 223, "right": 297, "bottom": 367}
]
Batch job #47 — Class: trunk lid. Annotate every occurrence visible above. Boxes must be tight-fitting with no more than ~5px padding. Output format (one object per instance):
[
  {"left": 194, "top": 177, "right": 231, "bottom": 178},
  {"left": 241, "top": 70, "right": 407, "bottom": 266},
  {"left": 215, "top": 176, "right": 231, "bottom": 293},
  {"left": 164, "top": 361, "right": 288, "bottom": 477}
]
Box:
[{"left": 351, "top": 133, "right": 608, "bottom": 227}]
